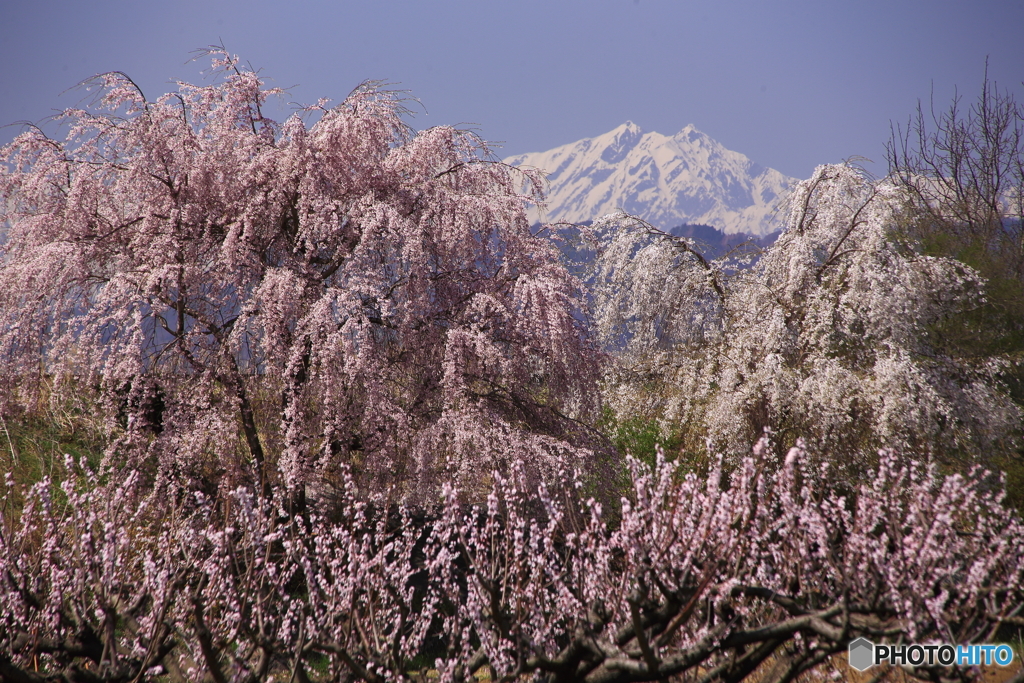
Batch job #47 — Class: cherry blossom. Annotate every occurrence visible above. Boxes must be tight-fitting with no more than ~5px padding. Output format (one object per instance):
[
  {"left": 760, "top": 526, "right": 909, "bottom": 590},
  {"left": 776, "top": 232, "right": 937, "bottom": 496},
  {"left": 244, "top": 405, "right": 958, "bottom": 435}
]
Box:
[
  {"left": 592, "top": 164, "right": 1019, "bottom": 470},
  {"left": 0, "top": 50, "right": 601, "bottom": 497}
]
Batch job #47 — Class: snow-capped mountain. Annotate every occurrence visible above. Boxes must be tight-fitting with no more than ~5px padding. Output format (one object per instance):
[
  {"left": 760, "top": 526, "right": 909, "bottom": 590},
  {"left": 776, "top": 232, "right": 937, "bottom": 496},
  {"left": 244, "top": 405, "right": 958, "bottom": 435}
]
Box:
[{"left": 503, "top": 122, "right": 795, "bottom": 236}]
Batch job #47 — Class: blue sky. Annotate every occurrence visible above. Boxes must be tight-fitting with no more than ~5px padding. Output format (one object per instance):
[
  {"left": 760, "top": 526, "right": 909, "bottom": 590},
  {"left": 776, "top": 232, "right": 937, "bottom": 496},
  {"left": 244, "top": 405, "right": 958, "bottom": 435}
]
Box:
[{"left": 2, "top": 0, "right": 1021, "bottom": 179}]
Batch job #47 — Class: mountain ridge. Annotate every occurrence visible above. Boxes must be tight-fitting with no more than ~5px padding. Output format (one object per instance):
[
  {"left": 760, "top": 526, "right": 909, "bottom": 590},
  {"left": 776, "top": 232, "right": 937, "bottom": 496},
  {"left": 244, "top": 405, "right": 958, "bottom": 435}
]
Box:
[{"left": 504, "top": 122, "right": 796, "bottom": 236}]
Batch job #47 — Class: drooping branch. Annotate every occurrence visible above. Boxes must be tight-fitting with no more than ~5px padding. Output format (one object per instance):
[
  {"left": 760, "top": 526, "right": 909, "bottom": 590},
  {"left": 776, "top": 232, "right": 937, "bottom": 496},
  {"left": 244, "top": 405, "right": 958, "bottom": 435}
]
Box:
[{"left": 0, "top": 52, "right": 600, "bottom": 497}]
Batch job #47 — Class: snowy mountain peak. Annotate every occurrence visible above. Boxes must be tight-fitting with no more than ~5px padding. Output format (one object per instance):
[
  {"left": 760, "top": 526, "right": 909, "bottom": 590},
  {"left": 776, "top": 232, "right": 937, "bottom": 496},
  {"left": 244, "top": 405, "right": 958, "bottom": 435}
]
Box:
[
  {"left": 672, "top": 125, "right": 718, "bottom": 150},
  {"left": 595, "top": 121, "right": 645, "bottom": 164},
  {"left": 504, "top": 124, "right": 795, "bottom": 236}
]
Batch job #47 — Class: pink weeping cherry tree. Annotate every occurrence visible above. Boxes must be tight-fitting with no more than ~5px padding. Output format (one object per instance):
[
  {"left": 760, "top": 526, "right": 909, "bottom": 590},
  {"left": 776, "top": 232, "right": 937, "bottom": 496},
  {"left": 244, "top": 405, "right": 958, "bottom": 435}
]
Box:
[
  {"left": 1, "top": 444, "right": 1023, "bottom": 683},
  {"left": 0, "top": 49, "right": 601, "bottom": 497}
]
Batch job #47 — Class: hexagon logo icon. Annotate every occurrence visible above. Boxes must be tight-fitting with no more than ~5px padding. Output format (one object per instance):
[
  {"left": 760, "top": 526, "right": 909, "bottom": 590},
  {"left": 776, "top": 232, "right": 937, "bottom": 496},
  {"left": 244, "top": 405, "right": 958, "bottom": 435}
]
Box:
[{"left": 848, "top": 638, "right": 875, "bottom": 672}]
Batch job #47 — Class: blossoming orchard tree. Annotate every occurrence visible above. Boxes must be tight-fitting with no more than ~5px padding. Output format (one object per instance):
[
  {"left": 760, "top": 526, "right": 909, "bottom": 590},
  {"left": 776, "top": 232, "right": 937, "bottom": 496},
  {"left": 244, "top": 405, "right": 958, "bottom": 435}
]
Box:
[
  {"left": 2, "top": 446, "right": 1023, "bottom": 683},
  {"left": 0, "top": 50, "right": 601, "bottom": 497},
  {"left": 592, "top": 164, "right": 1020, "bottom": 471}
]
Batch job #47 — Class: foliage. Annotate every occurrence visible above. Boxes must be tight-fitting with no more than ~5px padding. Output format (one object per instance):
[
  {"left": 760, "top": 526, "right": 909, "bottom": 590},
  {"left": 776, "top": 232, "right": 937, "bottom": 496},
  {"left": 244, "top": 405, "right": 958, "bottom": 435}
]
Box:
[
  {"left": 607, "top": 415, "right": 678, "bottom": 468},
  {"left": 591, "top": 164, "right": 1020, "bottom": 472},
  {"left": 2, "top": 442, "right": 1022, "bottom": 683},
  {"left": 594, "top": 409, "right": 688, "bottom": 486},
  {"left": 0, "top": 50, "right": 601, "bottom": 498}
]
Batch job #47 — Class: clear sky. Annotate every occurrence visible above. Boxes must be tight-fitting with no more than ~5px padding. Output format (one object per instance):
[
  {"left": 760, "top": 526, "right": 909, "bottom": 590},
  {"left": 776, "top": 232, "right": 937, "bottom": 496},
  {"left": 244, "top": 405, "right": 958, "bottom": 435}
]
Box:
[{"left": 2, "top": 0, "right": 1021, "bottom": 180}]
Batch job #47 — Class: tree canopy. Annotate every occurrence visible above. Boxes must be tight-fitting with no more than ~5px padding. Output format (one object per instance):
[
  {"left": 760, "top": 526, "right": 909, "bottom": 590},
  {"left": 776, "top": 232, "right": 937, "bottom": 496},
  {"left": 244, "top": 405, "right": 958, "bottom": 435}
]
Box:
[
  {"left": 592, "top": 164, "right": 1020, "bottom": 470},
  {"left": 0, "top": 50, "right": 601, "bottom": 498}
]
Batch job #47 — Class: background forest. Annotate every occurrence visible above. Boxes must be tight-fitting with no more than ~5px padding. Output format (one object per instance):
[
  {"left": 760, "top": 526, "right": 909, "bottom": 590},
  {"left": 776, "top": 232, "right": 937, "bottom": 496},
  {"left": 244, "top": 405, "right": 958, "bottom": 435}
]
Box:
[{"left": 1, "top": 52, "right": 1024, "bottom": 683}]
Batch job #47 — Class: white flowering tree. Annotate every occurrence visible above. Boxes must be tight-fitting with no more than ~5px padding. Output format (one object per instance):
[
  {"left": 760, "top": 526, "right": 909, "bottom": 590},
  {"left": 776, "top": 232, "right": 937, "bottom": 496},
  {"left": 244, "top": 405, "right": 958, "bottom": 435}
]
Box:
[
  {"left": 593, "top": 164, "right": 1019, "bottom": 470},
  {"left": 0, "top": 50, "right": 601, "bottom": 497}
]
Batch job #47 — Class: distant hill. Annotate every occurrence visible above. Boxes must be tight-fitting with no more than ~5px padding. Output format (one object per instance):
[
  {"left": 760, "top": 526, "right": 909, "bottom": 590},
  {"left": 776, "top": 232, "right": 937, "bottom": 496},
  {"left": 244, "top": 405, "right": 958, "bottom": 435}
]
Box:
[
  {"left": 667, "top": 222, "right": 779, "bottom": 258},
  {"left": 505, "top": 122, "right": 795, "bottom": 237}
]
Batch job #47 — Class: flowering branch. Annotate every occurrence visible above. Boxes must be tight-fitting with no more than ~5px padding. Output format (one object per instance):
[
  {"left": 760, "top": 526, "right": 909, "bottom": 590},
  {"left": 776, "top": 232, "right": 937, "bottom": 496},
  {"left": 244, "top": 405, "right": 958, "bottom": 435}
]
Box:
[{"left": 2, "top": 444, "right": 1019, "bottom": 683}]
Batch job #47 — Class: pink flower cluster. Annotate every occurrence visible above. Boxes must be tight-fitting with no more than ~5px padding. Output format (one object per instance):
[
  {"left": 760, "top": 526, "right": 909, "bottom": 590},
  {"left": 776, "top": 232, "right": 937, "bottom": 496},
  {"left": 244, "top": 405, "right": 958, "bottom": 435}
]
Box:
[
  {"left": 1, "top": 445, "right": 1021, "bottom": 682},
  {"left": 0, "top": 49, "right": 601, "bottom": 498}
]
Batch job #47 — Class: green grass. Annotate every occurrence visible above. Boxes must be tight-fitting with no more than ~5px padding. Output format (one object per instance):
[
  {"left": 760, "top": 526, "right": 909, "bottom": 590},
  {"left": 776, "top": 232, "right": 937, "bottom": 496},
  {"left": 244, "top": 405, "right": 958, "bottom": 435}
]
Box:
[{"left": 1, "top": 405, "right": 105, "bottom": 517}]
